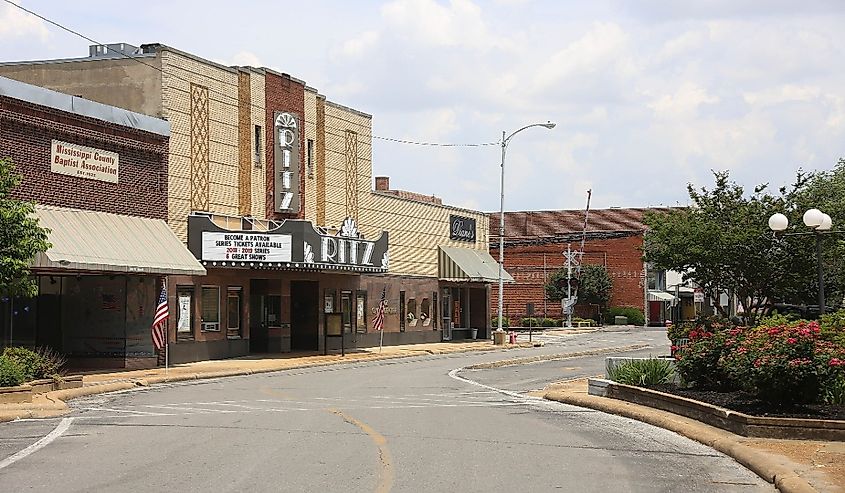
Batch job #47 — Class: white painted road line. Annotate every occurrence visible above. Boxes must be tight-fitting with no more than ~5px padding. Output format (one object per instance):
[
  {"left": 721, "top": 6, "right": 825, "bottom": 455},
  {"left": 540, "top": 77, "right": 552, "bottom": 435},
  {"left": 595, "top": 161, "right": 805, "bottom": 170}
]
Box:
[{"left": 0, "top": 417, "right": 74, "bottom": 470}]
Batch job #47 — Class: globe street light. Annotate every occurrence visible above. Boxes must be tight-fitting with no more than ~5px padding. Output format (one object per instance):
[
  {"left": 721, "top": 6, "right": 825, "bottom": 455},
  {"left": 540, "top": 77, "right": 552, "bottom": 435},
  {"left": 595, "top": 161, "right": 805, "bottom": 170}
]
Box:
[
  {"left": 768, "top": 208, "right": 833, "bottom": 314},
  {"left": 497, "top": 122, "right": 556, "bottom": 337}
]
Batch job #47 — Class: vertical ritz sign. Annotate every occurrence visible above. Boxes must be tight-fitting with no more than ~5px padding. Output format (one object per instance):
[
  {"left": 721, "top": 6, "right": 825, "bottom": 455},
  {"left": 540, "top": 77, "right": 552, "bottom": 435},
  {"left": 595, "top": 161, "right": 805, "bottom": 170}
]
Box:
[{"left": 274, "top": 112, "right": 300, "bottom": 213}]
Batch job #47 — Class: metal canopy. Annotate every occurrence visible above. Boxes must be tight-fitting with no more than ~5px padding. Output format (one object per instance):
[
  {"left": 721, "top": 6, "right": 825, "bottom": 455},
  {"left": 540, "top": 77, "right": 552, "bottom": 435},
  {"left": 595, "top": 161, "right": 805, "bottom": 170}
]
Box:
[
  {"left": 647, "top": 290, "right": 677, "bottom": 302},
  {"left": 438, "top": 246, "right": 514, "bottom": 283},
  {"left": 32, "top": 205, "right": 206, "bottom": 276}
]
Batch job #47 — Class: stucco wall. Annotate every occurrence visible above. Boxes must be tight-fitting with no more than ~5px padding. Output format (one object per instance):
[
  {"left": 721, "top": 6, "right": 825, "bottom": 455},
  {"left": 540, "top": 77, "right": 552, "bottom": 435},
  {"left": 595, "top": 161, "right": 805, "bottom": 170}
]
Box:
[{"left": 0, "top": 57, "right": 163, "bottom": 118}]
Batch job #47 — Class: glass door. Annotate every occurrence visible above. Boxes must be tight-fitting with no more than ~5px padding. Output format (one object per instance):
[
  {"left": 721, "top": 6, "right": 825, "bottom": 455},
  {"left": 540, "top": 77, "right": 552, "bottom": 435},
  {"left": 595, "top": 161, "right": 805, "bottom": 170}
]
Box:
[{"left": 441, "top": 288, "right": 452, "bottom": 341}]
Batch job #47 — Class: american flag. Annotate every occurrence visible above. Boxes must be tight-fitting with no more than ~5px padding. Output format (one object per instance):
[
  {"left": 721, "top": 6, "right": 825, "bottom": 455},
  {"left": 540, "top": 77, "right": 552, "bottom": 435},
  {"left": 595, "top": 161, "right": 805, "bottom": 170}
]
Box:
[
  {"left": 372, "top": 286, "right": 386, "bottom": 332},
  {"left": 151, "top": 280, "right": 168, "bottom": 352}
]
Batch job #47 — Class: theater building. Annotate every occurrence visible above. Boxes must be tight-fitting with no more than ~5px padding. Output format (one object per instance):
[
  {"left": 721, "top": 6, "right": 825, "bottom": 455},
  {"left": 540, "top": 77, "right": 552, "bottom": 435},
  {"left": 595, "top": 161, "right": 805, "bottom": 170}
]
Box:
[
  {"left": 0, "top": 75, "right": 205, "bottom": 368},
  {"left": 0, "top": 43, "right": 504, "bottom": 363}
]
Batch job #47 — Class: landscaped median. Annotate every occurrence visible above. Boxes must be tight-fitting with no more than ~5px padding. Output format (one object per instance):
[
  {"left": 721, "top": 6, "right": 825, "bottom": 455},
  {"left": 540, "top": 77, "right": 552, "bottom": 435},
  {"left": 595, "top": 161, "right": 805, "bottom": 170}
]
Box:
[{"left": 544, "top": 379, "right": 841, "bottom": 493}]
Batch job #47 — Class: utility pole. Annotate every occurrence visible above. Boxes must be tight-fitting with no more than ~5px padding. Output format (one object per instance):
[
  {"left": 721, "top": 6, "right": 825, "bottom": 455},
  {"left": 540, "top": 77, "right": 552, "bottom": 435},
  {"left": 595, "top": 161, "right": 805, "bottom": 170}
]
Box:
[{"left": 562, "top": 243, "right": 579, "bottom": 328}]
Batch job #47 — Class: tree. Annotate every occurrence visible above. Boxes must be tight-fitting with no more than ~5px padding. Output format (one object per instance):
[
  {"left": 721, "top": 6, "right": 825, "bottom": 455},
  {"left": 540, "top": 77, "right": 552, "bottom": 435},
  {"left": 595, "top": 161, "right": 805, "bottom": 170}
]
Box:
[
  {"left": 578, "top": 264, "right": 612, "bottom": 307},
  {"left": 0, "top": 158, "right": 51, "bottom": 297},
  {"left": 642, "top": 170, "right": 819, "bottom": 323},
  {"left": 544, "top": 263, "right": 612, "bottom": 320}
]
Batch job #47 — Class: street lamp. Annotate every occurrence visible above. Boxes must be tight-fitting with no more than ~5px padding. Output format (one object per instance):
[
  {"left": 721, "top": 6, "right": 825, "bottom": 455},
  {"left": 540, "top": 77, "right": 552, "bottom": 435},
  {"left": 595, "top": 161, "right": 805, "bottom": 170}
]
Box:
[
  {"left": 768, "top": 208, "right": 833, "bottom": 314},
  {"left": 496, "top": 122, "right": 556, "bottom": 337}
]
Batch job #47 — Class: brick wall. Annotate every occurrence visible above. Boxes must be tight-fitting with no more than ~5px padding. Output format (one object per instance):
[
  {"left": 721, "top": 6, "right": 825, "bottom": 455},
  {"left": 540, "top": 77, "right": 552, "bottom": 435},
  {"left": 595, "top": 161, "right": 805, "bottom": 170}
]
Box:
[
  {"left": 0, "top": 96, "right": 168, "bottom": 219},
  {"left": 490, "top": 234, "right": 645, "bottom": 321},
  {"left": 265, "top": 71, "right": 306, "bottom": 221}
]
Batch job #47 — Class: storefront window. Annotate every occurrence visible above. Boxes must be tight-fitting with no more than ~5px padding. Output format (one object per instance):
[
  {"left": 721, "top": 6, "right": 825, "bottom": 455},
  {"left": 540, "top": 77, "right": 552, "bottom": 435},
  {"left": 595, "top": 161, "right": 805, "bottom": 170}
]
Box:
[
  {"left": 176, "top": 287, "right": 193, "bottom": 337},
  {"left": 407, "top": 298, "right": 417, "bottom": 326},
  {"left": 201, "top": 286, "right": 220, "bottom": 331},
  {"left": 341, "top": 291, "right": 352, "bottom": 333},
  {"left": 420, "top": 298, "right": 430, "bottom": 327},
  {"left": 227, "top": 287, "right": 241, "bottom": 339},
  {"left": 356, "top": 291, "right": 367, "bottom": 334}
]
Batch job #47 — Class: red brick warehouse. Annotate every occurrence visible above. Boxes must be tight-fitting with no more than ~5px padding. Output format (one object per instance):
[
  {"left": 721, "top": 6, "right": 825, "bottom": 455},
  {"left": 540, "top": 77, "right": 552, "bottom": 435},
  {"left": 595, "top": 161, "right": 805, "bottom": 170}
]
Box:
[{"left": 489, "top": 208, "right": 666, "bottom": 323}]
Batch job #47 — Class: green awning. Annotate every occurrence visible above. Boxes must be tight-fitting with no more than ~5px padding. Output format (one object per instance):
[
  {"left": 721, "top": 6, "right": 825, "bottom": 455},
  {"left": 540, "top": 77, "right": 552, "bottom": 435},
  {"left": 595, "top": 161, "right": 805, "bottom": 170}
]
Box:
[
  {"left": 438, "top": 246, "right": 514, "bottom": 283},
  {"left": 31, "top": 205, "right": 206, "bottom": 276}
]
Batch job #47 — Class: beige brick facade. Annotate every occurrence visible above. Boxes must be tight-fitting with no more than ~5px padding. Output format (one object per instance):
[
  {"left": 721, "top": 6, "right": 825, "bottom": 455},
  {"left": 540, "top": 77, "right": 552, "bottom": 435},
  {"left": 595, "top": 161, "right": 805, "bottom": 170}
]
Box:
[{"left": 313, "top": 100, "right": 490, "bottom": 278}]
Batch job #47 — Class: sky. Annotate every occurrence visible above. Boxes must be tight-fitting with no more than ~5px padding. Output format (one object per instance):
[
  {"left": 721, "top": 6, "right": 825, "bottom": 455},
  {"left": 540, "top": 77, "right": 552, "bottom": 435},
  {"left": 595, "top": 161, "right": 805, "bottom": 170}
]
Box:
[{"left": 2, "top": 0, "right": 844, "bottom": 213}]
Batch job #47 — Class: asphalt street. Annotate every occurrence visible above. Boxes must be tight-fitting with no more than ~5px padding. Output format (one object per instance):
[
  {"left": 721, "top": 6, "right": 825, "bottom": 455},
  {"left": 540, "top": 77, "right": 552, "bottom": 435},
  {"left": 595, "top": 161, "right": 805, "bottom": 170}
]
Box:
[{"left": 0, "top": 328, "right": 774, "bottom": 492}]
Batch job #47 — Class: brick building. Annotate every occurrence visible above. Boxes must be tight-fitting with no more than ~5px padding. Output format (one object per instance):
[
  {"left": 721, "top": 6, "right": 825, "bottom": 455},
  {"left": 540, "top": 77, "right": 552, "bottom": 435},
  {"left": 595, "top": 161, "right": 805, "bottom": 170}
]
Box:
[
  {"left": 490, "top": 208, "right": 666, "bottom": 324},
  {"left": 0, "top": 43, "right": 504, "bottom": 363},
  {"left": 0, "top": 75, "right": 204, "bottom": 368}
]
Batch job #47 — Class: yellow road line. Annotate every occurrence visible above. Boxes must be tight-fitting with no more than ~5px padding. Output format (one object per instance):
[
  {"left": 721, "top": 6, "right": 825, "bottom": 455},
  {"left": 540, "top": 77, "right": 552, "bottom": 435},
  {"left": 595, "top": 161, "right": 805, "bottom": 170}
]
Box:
[{"left": 329, "top": 409, "right": 394, "bottom": 493}]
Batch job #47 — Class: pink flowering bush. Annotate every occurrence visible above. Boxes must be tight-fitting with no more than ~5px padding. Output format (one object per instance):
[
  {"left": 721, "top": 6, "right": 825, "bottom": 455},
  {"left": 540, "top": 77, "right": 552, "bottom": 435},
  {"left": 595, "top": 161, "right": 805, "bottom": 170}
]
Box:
[{"left": 675, "top": 320, "right": 845, "bottom": 405}]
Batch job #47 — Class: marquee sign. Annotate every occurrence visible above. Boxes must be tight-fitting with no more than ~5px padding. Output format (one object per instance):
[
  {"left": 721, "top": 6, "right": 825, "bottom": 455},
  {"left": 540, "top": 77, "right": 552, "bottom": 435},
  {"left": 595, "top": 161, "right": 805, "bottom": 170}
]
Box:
[
  {"left": 188, "top": 215, "right": 389, "bottom": 273},
  {"left": 201, "top": 232, "right": 292, "bottom": 262},
  {"left": 274, "top": 112, "right": 301, "bottom": 213}
]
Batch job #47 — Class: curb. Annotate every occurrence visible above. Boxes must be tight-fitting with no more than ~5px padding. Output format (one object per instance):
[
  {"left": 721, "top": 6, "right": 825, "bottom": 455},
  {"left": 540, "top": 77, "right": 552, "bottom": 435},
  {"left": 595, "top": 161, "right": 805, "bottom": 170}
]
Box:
[
  {"left": 0, "top": 342, "right": 532, "bottom": 423},
  {"left": 544, "top": 390, "right": 818, "bottom": 493}
]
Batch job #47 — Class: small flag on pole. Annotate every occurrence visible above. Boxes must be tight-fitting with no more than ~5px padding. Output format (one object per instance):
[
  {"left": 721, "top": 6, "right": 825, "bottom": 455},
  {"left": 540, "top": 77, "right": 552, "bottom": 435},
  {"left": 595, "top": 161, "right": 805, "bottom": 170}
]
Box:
[
  {"left": 151, "top": 279, "right": 169, "bottom": 352},
  {"left": 373, "top": 286, "right": 386, "bottom": 332}
]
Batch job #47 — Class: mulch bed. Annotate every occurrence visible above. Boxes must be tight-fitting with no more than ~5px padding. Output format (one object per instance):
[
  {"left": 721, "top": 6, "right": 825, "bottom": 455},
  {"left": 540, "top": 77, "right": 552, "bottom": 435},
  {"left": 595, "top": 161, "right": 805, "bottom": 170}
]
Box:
[{"left": 649, "top": 384, "right": 845, "bottom": 421}]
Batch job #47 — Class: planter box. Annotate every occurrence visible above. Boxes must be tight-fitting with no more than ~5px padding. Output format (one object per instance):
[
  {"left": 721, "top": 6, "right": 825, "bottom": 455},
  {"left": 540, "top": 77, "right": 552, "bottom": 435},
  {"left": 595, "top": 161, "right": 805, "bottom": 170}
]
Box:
[
  {"left": 56, "top": 375, "right": 83, "bottom": 390},
  {"left": 588, "top": 378, "right": 845, "bottom": 441},
  {"left": 0, "top": 384, "right": 33, "bottom": 404},
  {"left": 28, "top": 378, "right": 56, "bottom": 394}
]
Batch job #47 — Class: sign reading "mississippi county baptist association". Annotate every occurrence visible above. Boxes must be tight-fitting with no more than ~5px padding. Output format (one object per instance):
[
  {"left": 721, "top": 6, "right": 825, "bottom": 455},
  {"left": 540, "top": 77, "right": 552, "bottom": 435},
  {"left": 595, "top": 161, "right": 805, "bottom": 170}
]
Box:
[
  {"left": 202, "top": 232, "right": 292, "bottom": 262},
  {"left": 50, "top": 140, "right": 119, "bottom": 183}
]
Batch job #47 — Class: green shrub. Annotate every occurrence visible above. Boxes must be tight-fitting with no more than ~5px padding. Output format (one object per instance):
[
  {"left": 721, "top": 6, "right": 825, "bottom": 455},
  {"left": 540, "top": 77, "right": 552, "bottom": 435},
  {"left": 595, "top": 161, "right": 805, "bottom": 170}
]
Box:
[
  {"left": 604, "top": 306, "right": 645, "bottom": 326},
  {"left": 541, "top": 318, "right": 558, "bottom": 327},
  {"left": 491, "top": 316, "right": 509, "bottom": 329},
  {"left": 0, "top": 356, "right": 24, "bottom": 387},
  {"left": 822, "top": 375, "right": 845, "bottom": 405},
  {"left": 674, "top": 329, "right": 735, "bottom": 390},
  {"left": 820, "top": 309, "right": 845, "bottom": 346},
  {"left": 520, "top": 317, "right": 540, "bottom": 327},
  {"left": 757, "top": 311, "right": 802, "bottom": 328},
  {"left": 2, "top": 347, "right": 43, "bottom": 382},
  {"left": 607, "top": 358, "right": 675, "bottom": 387}
]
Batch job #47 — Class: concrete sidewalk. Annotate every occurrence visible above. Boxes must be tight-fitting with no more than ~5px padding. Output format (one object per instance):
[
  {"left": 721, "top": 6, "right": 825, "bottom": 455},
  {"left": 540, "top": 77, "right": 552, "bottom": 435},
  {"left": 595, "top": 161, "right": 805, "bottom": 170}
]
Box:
[
  {"left": 0, "top": 340, "right": 532, "bottom": 422},
  {"left": 544, "top": 379, "right": 845, "bottom": 493}
]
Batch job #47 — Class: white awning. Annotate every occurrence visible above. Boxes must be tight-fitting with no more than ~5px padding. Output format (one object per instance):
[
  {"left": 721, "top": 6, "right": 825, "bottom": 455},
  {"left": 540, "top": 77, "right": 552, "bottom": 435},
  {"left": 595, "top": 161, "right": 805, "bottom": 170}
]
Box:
[
  {"left": 648, "top": 290, "right": 676, "bottom": 302},
  {"left": 438, "top": 246, "right": 514, "bottom": 283},
  {"left": 31, "top": 205, "right": 206, "bottom": 276}
]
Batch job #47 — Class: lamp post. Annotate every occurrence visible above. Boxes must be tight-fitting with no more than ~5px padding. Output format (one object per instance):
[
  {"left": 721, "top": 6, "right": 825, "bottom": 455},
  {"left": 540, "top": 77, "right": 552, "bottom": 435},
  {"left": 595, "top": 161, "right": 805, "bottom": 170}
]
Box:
[
  {"left": 496, "top": 122, "right": 556, "bottom": 337},
  {"left": 768, "top": 208, "right": 832, "bottom": 315}
]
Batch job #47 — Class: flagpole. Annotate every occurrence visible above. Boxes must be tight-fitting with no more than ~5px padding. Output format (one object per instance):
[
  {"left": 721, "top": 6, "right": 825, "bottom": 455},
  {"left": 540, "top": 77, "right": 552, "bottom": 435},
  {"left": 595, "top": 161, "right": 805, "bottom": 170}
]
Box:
[
  {"left": 164, "top": 278, "right": 169, "bottom": 377},
  {"left": 379, "top": 325, "right": 384, "bottom": 353}
]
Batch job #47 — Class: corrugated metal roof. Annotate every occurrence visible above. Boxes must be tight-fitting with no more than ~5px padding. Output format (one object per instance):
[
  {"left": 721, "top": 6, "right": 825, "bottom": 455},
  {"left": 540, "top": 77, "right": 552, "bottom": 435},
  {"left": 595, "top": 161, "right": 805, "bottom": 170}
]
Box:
[
  {"left": 438, "top": 246, "right": 514, "bottom": 283},
  {"left": 32, "top": 205, "right": 205, "bottom": 276},
  {"left": 490, "top": 208, "right": 674, "bottom": 237},
  {"left": 0, "top": 75, "right": 170, "bottom": 136}
]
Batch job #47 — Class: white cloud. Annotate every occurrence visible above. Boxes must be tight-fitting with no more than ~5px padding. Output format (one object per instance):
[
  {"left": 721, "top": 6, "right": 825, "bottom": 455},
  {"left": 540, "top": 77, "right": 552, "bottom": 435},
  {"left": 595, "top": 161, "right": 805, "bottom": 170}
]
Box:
[
  {"left": 532, "top": 22, "right": 631, "bottom": 91},
  {"left": 649, "top": 82, "right": 720, "bottom": 119},
  {"left": 743, "top": 85, "right": 821, "bottom": 107},
  {"left": 381, "top": 0, "right": 510, "bottom": 50},
  {"left": 230, "top": 50, "right": 262, "bottom": 67},
  {"left": 336, "top": 30, "right": 380, "bottom": 58},
  {"left": 0, "top": 1, "right": 49, "bottom": 42}
]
